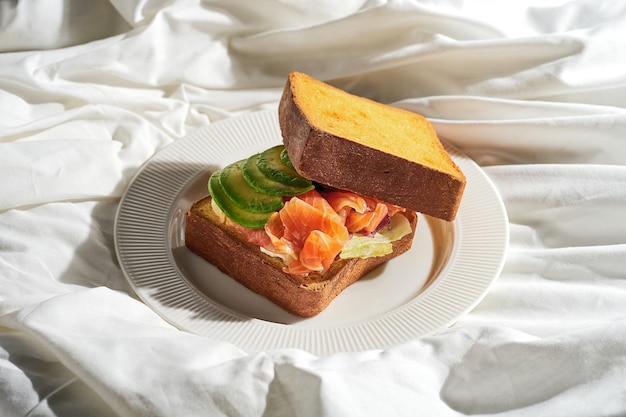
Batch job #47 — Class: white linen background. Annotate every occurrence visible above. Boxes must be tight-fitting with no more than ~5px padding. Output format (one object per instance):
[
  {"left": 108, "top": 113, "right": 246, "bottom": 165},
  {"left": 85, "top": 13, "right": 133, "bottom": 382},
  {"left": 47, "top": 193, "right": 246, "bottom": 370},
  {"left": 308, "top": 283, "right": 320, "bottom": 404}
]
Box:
[{"left": 1, "top": 0, "right": 626, "bottom": 416}]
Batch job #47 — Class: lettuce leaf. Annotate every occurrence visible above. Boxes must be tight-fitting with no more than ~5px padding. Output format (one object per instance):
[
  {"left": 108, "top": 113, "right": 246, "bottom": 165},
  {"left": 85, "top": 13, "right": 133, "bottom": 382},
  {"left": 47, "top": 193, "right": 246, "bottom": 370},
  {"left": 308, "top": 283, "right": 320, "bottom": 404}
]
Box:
[{"left": 339, "top": 213, "right": 413, "bottom": 259}]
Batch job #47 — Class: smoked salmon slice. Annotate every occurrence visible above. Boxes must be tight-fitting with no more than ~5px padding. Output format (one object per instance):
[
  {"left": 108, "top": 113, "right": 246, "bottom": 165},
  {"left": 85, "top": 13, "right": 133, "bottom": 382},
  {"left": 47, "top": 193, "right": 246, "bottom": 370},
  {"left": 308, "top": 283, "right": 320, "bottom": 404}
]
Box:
[
  {"left": 263, "top": 212, "right": 298, "bottom": 265},
  {"left": 253, "top": 189, "right": 405, "bottom": 275},
  {"left": 280, "top": 190, "right": 349, "bottom": 245},
  {"left": 261, "top": 190, "right": 349, "bottom": 274},
  {"left": 323, "top": 191, "right": 368, "bottom": 217},
  {"left": 227, "top": 217, "right": 273, "bottom": 248},
  {"left": 298, "top": 230, "right": 346, "bottom": 272},
  {"left": 345, "top": 201, "right": 389, "bottom": 233}
]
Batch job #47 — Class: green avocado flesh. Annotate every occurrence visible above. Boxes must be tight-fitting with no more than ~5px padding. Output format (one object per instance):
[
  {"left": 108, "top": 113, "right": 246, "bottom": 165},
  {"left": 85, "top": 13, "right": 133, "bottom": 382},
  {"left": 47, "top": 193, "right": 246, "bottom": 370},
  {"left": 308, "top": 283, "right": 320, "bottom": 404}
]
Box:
[
  {"left": 242, "top": 153, "right": 313, "bottom": 197},
  {"left": 208, "top": 172, "right": 273, "bottom": 229},
  {"left": 219, "top": 161, "right": 284, "bottom": 213},
  {"left": 208, "top": 145, "right": 313, "bottom": 228},
  {"left": 256, "top": 145, "right": 313, "bottom": 188},
  {"left": 280, "top": 147, "right": 295, "bottom": 170}
]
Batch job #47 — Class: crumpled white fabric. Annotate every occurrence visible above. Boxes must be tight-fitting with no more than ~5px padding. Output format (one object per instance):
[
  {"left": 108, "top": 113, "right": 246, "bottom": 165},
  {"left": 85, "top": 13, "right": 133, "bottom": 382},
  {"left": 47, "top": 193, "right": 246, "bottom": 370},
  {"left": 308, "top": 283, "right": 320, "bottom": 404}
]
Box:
[{"left": 1, "top": 0, "right": 626, "bottom": 416}]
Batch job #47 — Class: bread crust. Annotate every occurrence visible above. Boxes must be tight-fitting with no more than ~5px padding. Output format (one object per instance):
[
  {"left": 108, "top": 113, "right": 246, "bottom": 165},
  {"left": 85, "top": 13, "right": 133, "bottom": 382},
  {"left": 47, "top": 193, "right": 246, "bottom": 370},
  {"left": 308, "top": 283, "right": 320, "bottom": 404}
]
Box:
[
  {"left": 278, "top": 73, "right": 465, "bottom": 221},
  {"left": 185, "top": 196, "right": 418, "bottom": 317}
]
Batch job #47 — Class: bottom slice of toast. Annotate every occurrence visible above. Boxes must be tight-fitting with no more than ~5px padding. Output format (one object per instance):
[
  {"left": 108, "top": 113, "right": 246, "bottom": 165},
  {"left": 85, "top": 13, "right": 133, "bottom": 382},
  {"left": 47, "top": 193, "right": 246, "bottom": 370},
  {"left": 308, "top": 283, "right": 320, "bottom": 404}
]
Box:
[{"left": 184, "top": 196, "right": 418, "bottom": 317}]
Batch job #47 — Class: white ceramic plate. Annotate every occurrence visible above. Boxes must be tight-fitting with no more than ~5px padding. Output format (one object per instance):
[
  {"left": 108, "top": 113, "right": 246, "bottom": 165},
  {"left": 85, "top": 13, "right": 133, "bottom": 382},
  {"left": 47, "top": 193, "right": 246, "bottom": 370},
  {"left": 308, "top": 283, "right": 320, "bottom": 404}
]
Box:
[{"left": 115, "top": 110, "right": 508, "bottom": 356}]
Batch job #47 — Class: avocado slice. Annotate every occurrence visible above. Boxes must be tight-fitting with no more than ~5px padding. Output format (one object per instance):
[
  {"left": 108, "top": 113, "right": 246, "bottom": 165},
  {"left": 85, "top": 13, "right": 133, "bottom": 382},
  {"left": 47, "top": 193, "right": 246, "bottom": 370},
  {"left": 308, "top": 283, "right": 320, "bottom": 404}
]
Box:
[
  {"left": 242, "top": 153, "right": 313, "bottom": 197},
  {"left": 219, "top": 161, "right": 284, "bottom": 213},
  {"left": 280, "top": 147, "right": 295, "bottom": 170},
  {"left": 256, "top": 145, "right": 313, "bottom": 188},
  {"left": 208, "top": 171, "right": 273, "bottom": 229}
]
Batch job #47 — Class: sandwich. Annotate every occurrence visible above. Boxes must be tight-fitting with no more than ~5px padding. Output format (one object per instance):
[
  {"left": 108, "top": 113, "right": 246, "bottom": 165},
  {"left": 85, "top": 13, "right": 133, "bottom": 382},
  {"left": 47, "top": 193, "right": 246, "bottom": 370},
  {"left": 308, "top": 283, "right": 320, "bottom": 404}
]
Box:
[{"left": 185, "top": 72, "right": 466, "bottom": 317}]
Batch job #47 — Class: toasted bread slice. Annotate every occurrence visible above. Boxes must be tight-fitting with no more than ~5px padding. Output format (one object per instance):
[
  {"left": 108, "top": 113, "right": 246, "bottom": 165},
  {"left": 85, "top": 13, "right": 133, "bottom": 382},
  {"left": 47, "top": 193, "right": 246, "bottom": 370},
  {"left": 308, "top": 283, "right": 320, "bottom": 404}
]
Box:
[
  {"left": 185, "top": 196, "right": 418, "bottom": 317},
  {"left": 279, "top": 71, "right": 466, "bottom": 221}
]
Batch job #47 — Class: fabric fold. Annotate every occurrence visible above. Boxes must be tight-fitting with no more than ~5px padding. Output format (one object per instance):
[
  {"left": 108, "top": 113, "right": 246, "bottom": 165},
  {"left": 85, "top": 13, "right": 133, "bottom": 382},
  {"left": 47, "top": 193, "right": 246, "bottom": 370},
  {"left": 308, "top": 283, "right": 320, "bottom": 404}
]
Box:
[{"left": 1, "top": 0, "right": 626, "bottom": 416}]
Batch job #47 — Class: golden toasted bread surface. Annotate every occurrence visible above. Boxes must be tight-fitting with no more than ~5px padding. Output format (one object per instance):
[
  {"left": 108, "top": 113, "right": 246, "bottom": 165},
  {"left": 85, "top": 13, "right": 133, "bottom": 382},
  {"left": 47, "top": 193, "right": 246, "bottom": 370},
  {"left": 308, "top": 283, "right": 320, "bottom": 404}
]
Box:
[{"left": 279, "top": 71, "right": 466, "bottom": 221}]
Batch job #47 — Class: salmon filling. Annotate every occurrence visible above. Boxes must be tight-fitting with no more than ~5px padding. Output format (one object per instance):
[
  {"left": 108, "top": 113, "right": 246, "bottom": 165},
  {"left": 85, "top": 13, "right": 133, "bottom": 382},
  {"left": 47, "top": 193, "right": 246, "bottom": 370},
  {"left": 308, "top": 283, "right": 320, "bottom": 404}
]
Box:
[{"left": 224, "top": 189, "right": 408, "bottom": 275}]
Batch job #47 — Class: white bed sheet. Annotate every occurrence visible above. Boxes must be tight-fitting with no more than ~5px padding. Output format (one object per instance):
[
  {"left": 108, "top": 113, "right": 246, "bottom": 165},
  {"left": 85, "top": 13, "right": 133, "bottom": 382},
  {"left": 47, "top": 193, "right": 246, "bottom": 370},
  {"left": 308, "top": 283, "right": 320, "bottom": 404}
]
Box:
[{"left": 1, "top": 1, "right": 625, "bottom": 416}]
